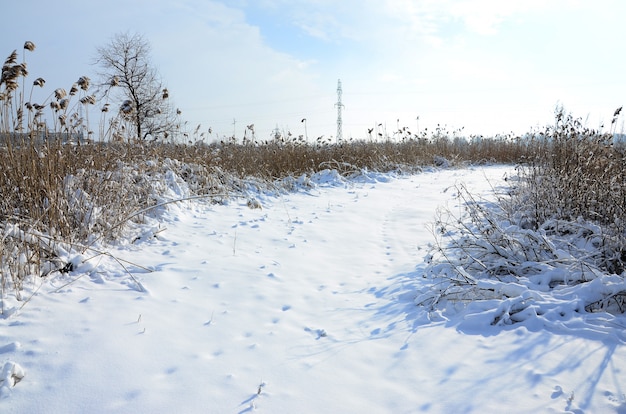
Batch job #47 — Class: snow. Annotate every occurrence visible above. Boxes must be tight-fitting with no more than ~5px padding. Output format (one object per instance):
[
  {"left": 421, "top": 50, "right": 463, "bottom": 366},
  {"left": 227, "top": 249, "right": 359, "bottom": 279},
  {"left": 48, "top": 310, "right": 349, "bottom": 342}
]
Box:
[{"left": 2, "top": 165, "right": 626, "bottom": 413}]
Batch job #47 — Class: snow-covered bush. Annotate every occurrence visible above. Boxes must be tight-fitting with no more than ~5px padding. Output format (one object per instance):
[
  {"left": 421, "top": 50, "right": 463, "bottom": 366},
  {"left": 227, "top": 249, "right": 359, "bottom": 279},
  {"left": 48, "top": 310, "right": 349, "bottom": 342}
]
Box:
[
  {"left": 419, "top": 185, "right": 626, "bottom": 341},
  {"left": 419, "top": 110, "right": 626, "bottom": 338}
]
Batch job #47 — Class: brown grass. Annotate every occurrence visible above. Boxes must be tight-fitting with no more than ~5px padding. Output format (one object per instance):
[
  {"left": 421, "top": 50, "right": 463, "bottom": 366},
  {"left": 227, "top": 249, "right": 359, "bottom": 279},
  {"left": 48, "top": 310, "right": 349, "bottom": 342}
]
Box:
[
  {"left": 3, "top": 42, "right": 624, "bottom": 308},
  {"left": 519, "top": 110, "right": 626, "bottom": 226},
  {"left": 510, "top": 108, "right": 626, "bottom": 273}
]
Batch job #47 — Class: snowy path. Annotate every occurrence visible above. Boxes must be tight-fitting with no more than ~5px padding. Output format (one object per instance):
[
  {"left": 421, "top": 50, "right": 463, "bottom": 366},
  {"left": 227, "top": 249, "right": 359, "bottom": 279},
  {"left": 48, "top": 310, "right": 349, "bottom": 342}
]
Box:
[{"left": 2, "top": 166, "right": 626, "bottom": 413}]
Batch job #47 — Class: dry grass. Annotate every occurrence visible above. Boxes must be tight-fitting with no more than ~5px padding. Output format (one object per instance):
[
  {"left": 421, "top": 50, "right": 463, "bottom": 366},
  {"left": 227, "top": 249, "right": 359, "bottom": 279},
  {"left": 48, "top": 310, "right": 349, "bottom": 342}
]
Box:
[
  {"left": 511, "top": 108, "right": 626, "bottom": 273},
  {"left": 421, "top": 198, "right": 626, "bottom": 323},
  {"left": 422, "top": 108, "right": 626, "bottom": 318},
  {"left": 3, "top": 41, "right": 624, "bottom": 309},
  {"left": 517, "top": 110, "right": 626, "bottom": 225},
  {"left": 161, "top": 132, "right": 527, "bottom": 180},
  {"left": 0, "top": 134, "right": 529, "bottom": 293},
  {"left": 0, "top": 135, "right": 529, "bottom": 309}
]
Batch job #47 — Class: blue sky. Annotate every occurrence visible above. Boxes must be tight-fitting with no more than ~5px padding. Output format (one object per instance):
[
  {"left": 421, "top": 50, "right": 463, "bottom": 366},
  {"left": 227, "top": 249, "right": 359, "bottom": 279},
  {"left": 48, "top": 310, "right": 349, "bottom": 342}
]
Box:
[{"left": 4, "top": 0, "right": 626, "bottom": 141}]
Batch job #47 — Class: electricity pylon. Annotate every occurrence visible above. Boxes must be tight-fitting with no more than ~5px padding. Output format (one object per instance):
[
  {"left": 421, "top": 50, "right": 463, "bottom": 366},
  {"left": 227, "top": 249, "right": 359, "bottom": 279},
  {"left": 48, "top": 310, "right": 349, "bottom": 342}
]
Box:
[{"left": 335, "top": 79, "right": 344, "bottom": 143}]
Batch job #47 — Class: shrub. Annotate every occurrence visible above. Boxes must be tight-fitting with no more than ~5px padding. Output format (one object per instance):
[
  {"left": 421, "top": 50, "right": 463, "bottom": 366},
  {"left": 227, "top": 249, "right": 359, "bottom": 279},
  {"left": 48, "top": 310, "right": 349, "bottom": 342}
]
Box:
[{"left": 420, "top": 109, "right": 626, "bottom": 337}]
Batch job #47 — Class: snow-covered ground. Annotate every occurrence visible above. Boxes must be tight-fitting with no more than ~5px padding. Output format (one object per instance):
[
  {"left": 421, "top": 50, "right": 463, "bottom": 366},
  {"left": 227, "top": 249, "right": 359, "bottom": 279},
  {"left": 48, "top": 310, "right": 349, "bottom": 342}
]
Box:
[{"left": 2, "top": 165, "right": 626, "bottom": 413}]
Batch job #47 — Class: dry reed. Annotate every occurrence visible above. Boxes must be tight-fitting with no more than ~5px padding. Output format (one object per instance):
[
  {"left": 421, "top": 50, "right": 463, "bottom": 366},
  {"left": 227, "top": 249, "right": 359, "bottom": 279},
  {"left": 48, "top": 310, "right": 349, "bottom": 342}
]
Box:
[{"left": 4, "top": 42, "right": 623, "bottom": 309}]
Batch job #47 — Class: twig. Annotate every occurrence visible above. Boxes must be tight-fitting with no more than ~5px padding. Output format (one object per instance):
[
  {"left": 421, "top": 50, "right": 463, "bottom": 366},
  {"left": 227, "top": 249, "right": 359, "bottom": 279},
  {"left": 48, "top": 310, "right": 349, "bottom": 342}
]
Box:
[{"left": 48, "top": 273, "right": 87, "bottom": 293}]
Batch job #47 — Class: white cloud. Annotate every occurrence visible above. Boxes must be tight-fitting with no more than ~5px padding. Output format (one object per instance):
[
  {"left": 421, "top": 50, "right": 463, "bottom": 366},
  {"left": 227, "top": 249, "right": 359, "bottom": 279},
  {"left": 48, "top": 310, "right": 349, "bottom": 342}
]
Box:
[
  {"left": 144, "top": 1, "right": 329, "bottom": 137},
  {"left": 451, "top": 0, "right": 552, "bottom": 35},
  {"left": 383, "top": 0, "right": 578, "bottom": 38},
  {"left": 6, "top": 0, "right": 625, "bottom": 140}
]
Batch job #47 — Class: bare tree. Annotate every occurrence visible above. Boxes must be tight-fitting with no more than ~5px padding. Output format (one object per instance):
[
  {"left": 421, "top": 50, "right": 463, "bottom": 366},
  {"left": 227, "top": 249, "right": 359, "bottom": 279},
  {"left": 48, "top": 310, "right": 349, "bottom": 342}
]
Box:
[{"left": 95, "top": 32, "right": 179, "bottom": 140}]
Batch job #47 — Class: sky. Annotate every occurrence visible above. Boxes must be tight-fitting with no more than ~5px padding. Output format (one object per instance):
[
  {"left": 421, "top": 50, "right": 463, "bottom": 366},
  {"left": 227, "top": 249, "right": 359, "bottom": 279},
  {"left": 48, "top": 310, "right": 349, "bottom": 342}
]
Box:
[{"left": 4, "top": 0, "right": 626, "bottom": 142}]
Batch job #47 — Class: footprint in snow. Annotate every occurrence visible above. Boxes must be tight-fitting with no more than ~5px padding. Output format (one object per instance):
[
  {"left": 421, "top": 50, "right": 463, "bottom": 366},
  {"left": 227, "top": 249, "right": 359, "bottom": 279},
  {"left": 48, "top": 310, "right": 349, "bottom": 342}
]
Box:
[
  {"left": 551, "top": 385, "right": 563, "bottom": 398},
  {"left": 304, "top": 327, "right": 327, "bottom": 339},
  {"left": 0, "top": 342, "right": 20, "bottom": 354}
]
